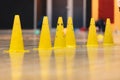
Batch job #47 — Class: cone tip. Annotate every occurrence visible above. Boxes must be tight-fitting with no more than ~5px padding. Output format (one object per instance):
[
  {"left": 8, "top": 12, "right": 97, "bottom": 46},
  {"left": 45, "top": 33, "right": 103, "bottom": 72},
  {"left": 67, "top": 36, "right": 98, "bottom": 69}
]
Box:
[
  {"left": 90, "top": 18, "right": 95, "bottom": 25},
  {"left": 13, "top": 14, "right": 21, "bottom": 26},
  {"left": 43, "top": 16, "right": 49, "bottom": 24},
  {"left": 106, "top": 18, "right": 111, "bottom": 24},
  {"left": 58, "top": 17, "right": 63, "bottom": 24},
  {"left": 43, "top": 16, "right": 48, "bottom": 19},
  {"left": 68, "top": 17, "right": 72, "bottom": 19},
  {"left": 68, "top": 17, "right": 73, "bottom": 24},
  {"left": 15, "top": 14, "right": 20, "bottom": 16},
  {"left": 14, "top": 15, "right": 20, "bottom": 18}
]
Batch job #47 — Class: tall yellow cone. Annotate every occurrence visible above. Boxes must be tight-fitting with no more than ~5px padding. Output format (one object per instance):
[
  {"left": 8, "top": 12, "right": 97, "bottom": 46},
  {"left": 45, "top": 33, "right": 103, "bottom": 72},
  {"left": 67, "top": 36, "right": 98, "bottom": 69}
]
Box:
[
  {"left": 103, "top": 18, "right": 114, "bottom": 45},
  {"left": 54, "top": 17, "right": 66, "bottom": 49},
  {"left": 66, "top": 17, "right": 76, "bottom": 48},
  {"left": 87, "top": 18, "right": 98, "bottom": 46},
  {"left": 38, "top": 16, "right": 52, "bottom": 50},
  {"left": 6, "top": 15, "right": 28, "bottom": 53}
]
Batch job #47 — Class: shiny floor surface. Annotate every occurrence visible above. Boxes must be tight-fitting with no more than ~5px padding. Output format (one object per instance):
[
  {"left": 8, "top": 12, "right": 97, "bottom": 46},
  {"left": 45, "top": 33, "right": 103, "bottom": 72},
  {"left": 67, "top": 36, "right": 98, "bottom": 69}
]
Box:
[{"left": 0, "top": 30, "right": 120, "bottom": 80}]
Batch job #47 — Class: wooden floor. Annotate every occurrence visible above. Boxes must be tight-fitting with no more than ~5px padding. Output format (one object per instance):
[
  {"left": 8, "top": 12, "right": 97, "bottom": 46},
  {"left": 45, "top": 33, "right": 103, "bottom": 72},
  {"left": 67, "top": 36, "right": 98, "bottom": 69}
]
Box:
[{"left": 0, "top": 30, "right": 120, "bottom": 80}]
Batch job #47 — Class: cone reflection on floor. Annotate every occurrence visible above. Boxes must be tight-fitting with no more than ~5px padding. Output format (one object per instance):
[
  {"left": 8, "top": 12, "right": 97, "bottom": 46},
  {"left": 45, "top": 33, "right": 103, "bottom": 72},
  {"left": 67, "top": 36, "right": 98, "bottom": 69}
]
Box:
[
  {"left": 66, "top": 17, "right": 76, "bottom": 48},
  {"left": 65, "top": 48, "right": 76, "bottom": 80},
  {"left": 54, "top": 17, "right": 66, "bottom": 49},
  {"left": 54, "top": 49, "right": 65, "bottom": 80},
  {"left": 10, "top": 52, "right": 24, "bottom": 80},
  {"left": 103, "top": 18, "right": 114, "bottom": 46},
  {"left": 87, "top": 47, "right": 98, "bottom": 80},
  {"left": 38, "top": 16, "right": 52, "bottom": 50},
  {"left": 87, "top": 18, "right": 98, "bottom": 46},
  {"left": 6, "top": 15, "right": 28, "bottom": 53},
  {"left": 39, "top": 50, "right": 52, "bottom": 80},
  {"left": 104, "top": 47, "right": 112, "bottom": 71}
]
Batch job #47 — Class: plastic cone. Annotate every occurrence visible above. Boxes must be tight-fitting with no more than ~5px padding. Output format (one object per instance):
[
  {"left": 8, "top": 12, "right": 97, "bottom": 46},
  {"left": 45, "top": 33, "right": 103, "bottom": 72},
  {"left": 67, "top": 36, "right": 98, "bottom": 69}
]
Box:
[
  {"left": 87, "top": 18, "right": 98, "bottom": 46},
  {"left": 6, "top": 15, "right": 28, "bottom": 53},
  {"left": 66, "top": 17, "right": 76, "bottom": 48},
  {"left": 38, "top": 16, "right": 52, "bottom": 50},
  {"left": 54, "top": 17, "right": 66, "bottom": 49},
  {"left": 103, "top": 18, "right": 114, "bottom": 45}
]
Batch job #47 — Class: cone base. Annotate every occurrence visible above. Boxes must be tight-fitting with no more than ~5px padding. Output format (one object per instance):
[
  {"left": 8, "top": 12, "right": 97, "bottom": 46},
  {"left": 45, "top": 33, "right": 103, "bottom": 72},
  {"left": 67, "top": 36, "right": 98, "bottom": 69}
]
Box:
[
  {"left": 34, "top": 48, "right": 53, "bottom": 51},
  {"left": 86, "top": 44, "right": 98, "bottom": 47},
  {"left": 53, "top": 47, "right": 66, "bottom": 49},
  {"left": 66, "top": 45, "right": 76, "bottom": 48},
  {"left": 103, "top": 43, "right": 114, "bottom": 46},
  {"left": 4, "top": 50, "right": 29, "bottom": 53}
]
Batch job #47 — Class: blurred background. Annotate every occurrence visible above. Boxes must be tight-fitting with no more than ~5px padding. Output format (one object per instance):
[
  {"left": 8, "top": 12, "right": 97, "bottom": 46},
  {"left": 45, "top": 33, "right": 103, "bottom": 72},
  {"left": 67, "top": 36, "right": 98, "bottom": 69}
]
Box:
[
  {"left": 0, "top": 0, "right": 119, "bottom": 30},
  {"left": 1, "top": 1, "right": 120, "bottom": 80}
]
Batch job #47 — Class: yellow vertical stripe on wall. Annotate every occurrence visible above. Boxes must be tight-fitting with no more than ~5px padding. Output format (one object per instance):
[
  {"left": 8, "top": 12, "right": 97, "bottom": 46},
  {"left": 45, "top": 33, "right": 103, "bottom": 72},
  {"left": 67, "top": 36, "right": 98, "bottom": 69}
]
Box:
[
  {"left": 114, "top": 0, "right": 120, "bottom": 30},
  {"left": 92, "top": 0, "right": 99, "bottom": 21}
]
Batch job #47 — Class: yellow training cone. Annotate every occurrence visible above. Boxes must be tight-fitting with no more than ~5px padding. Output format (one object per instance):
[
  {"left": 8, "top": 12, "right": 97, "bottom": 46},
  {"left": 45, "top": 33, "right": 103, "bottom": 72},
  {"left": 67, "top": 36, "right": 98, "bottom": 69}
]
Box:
[
  {"left": 38, "top": 16, "right": 52, "bottom": 50},
  {"left": 87, "top": 18, "right": 98, "bottom": 46},
  {"left": 103, "top": 18, "right": 114, "bottom": 46},
  {"left": 66, "top": 17, "right": 76, "bottom": 48},
  {"left": 6, "top": 15, "right": 28, "bottom": 53},
  {"left": 54, "top": 17, "right": 66, "bottom": 49}
]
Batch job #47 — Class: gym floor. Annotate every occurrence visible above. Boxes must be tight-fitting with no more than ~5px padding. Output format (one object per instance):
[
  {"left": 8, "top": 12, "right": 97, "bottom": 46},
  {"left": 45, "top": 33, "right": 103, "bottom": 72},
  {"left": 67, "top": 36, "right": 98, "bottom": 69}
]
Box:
[{"left": 0, "top": 30, "right": 120, "bottom": 80}]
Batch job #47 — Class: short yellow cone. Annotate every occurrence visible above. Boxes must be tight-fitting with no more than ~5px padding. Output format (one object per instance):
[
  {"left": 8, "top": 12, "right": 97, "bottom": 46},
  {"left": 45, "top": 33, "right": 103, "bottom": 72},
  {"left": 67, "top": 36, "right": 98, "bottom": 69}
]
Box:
[
  {"left": 87, "top": 18, "right": 98, "bottom": 46},
  {"left": 54, "top": 17, "right": 66, "bottom": 49},
  {"left": 38, "top": 16, "right": 52, "bottom": 50},
  {"left": 103, "top": 18, "right": 114, "bottom": 45},
  {"left": 6, "top": 15, "right": 27, "bottom": 53},
  {"left": 66, "top": 17, "right": 76, "bottom": 48}
]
